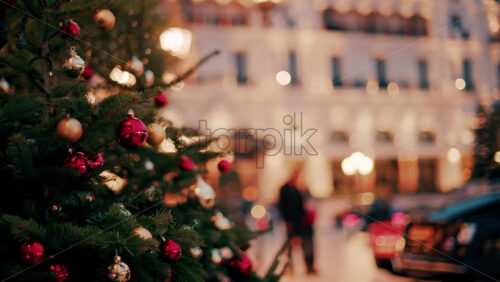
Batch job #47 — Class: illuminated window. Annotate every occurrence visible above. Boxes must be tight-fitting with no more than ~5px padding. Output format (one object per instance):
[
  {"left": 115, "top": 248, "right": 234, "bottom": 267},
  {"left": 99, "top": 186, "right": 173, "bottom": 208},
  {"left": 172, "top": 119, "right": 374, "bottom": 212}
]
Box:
[{"left": 331, "top": 57, "right": 342, "bottom": 87}]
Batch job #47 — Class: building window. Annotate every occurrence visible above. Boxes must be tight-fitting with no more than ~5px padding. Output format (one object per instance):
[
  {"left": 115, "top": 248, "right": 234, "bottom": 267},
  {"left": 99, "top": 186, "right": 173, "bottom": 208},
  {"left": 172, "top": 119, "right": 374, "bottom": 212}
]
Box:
[
  {"left": 331, "top": 130, "right": 349, "bottom": 143},
  {"left": 409, "top": 15, "right": 428, "bottom": 36},
  {"left": 376, "top": 131, "right": 394, "bottom": 144},
  {"left": 418, "top": 131, "right": 436, "bottom": 144},
  {"left": 418, "top": 60, "right": 429, "bottom": 90},
  {"left": 463, "top": 59, "right": 474, "bottom": 91},
  {"left": 289, "top": 51, "right": 299, "bottom": 85},
  {"left": 450, "top": 14, "right": 469, "bottom": 39},
  {"left": 497, "top": 63, "right": 500, "bottom": 88},
  {"left": 376, "top": 59, "right": 388, "bottom": 89},
  {"left": 331, "top": 57, "right": 342, "bottom": 87},
  {"left": 235, "top": 52, "right": 248, "bottom": 85}
]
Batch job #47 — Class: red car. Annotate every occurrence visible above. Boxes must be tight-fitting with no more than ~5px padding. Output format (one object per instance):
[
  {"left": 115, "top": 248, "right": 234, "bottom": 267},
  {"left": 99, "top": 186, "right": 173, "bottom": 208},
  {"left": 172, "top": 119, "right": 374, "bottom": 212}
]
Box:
[{"left": 368, "top": 212, "right": 409, "bottom": 270}]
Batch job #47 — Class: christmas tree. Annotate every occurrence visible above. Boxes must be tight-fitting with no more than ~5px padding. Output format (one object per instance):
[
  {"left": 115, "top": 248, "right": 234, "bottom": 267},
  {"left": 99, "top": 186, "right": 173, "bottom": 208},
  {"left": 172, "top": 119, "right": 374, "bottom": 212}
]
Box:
[
  {"left": 472, "top": 102, "right": 500, "bottom": 180},
  {"left": 0, "top": 0, "right": 283, "bottom": 281}
]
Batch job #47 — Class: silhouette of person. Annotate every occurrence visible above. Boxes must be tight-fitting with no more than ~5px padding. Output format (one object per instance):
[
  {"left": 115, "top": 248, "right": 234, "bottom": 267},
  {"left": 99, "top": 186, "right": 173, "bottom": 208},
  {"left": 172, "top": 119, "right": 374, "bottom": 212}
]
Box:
[{"left": 278, "top": 168, "right": 316, "bottom": 274}]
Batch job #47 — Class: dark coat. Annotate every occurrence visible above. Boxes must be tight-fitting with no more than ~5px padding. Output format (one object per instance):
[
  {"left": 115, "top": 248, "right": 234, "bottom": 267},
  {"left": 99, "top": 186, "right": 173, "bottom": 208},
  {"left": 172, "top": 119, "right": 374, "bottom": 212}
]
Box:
[{"left": 279, "top": 184, "right": 308, "bottom": 236}]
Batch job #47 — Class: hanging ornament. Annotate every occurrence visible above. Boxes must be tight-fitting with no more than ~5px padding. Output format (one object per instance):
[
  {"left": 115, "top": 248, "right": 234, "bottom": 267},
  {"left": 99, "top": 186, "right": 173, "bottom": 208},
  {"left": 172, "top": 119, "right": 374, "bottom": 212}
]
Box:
[
  {"left": 63, "top": 150, "right": 93, "bottom": 177},
  {"left": 94, "top": 9, "right": 116, "bottom": 31},
  {"left": 228, "top": 253, "right": 253, "bottom": 277},
  {"left": 126, "top": 55, "right": 144, "bottom": 77},
  {"left": 211, "top": 211, "right": 232, "bottom": 230},
  {"left": 146, "top": 123, "right": 166, "bottom": 146},
  {"left": 195, "top": 177, "right": 215, "bottom": 209},
  {"left": 82, "top": 65, "right": 94, "bottom": 80},
  {"left": 154, "top": 91, "right": 168, "bottom": 108},
  {"left": 56, "top": 115, "right": 82, "bottom": 143},
  {"left": 131, "top": 226, "right": 153, "bottom": 240},
  {"left": 60, "top": 19, "right": 80, "bottom": 39},
  {"left": 162, "top": 192, "right": 177, "bottom": 207},
  {"left": 144, "top": 159, "right": 154, "bottom": 170},
  {"left": 210, "top": 249, "right": 222, "bottom": 264},
  {"left": 0, "top": 77, "right": 10, "bottom": 93},
  {"left": 99, "top": 170, "right": 126, "bottom": 193},
  {"left": 91, "top": 153, "right": 104, "bottom": 168},
  {"left": 108, "top": 255, "right": 131, "bottom": 282},
  {"left": 20, "top": 239, "right": 45, "bottom": 264},
  {"left": 190, "top": 247, "right": 203, "bottom": 259},
  {"left": 220, "top": 247, "right": 234, "bottom": 260},
  {"left": 50, "top": 264, "right": 69, "bottom": 282},
  {"left": 178, "top": 156, "right": 195, "bottom": 171},
  {"left": 160, "top": 239, "right": 181, "bottom": 261},
  {"left": 144, "top": 70, "right": 155, "bottom": 87},
  {"left": 116, "top": 110, "right": 148, "bottom": 149},
  {"left": 62, "top": 47, "right": 85, "bottom": 78},
  {"left": 217, "top": 160, "right": 232, "bottom": 175}
]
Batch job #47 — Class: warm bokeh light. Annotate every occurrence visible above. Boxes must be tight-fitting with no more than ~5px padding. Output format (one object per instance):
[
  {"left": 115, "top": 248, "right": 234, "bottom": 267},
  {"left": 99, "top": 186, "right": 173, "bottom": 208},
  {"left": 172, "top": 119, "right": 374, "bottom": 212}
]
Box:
[
  {"left": 447, "top": 148, "right": 461, "bottom": 163},
  {"left": 341, "top": 157, "right": 357, "bottom": 175},
  {"left": 494, "top": 151, "right": 500, "bottom": 163},
  {"left": 455, "top": 78, "right": 466, "bottom": 91},
  {"left": 276, "top": 70, "right": 292, "bottom": 86},
  {"left": 242, "top": 186, "right": 259, "bottom": 202},
  {"left": 341, "top": 152, "right": 374, "bottom": 175},
  {"left": 160, "top": 28, "right": 192, "bottom": 58},
  {"left": 366, "top": 79, "right": 379, "bottom": 95},
  {"left": 109, "top": 66, "right": 136, "bottom": 87},
  {"left": 387, "top": 82, "right": 399, "bottom": 97},
  {"left": 250, "top": 204, "right": 266, "bottom": 219},
  {"left": 159, "top": 138, "right": 177, "bottom": 153}
]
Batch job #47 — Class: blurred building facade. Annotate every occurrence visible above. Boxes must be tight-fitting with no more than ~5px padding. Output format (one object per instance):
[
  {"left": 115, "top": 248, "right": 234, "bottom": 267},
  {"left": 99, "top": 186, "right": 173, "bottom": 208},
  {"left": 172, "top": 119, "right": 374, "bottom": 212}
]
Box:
[{"left": 164, "top": 0, "right": 500, "bottom": 202}]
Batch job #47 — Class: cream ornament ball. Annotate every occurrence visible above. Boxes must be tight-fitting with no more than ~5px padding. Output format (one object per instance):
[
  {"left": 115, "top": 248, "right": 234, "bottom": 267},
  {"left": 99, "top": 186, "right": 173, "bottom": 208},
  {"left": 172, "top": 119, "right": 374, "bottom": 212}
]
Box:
[
  {"left": 56, "top": 116, "right": 82, "bottom": 143},
  {"left": 131, "top": 226, "right": 153, "bottom": 240},
  {"left": 94, "top": 9, "right": 116, "bottom": 31},
  {"left": 147, "top": 123, "right": 166, "bottom": 146}
]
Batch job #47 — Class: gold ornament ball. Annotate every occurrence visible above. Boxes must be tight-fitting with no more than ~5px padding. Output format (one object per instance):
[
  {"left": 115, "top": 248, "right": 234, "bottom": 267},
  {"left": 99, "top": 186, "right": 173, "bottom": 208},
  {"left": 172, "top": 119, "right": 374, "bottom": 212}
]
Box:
[
  {"left": 108, "top": 256, "right": 131, "bottom": 282},
  {"left": 94, "top": 9, "right": 116, "bottom": 31},
  {"left": 190, "top": 247, "right": 203, "bottom": 259},
  {"left": 147, "top": 123, "right": 166, "bottom": 146},
  {"left": 211, "top": 249, "right": 222, "bottom": 264},
  {"left": 63, "top": 50, "right": 85, "bottom": 78},
  {"left": 195, "top": 180, "right": 215, "bottom": 209},
  {"left": 57, "top": 117, "right": 82, "bottom": 143},
  {"left": 131, "top": 226, "right": 152, "bottom": 240}
]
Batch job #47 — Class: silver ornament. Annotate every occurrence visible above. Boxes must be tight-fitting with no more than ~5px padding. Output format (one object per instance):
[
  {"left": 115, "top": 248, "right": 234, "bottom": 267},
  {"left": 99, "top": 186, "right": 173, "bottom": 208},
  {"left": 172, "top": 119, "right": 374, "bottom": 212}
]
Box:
[
  {"left": 212, "top": 211, "right": 232, "bottom": 230},
  {"left": 190, "top": 247, "right": 203, "bottom": 259},
  {"left": 145, "top": 70, "right": 154, "bottom": 87},
  {"left": 108, "top": 256, "right": 131, "bottom": 282},
  {"left": 211, "top": 249, "right": 222, "bottom": 264},
  {"left": 195, "top": 179, "right": 215, "bottom": 209},
  {"left": 63, "top": 47, "right": 85, "bottom": 78}
]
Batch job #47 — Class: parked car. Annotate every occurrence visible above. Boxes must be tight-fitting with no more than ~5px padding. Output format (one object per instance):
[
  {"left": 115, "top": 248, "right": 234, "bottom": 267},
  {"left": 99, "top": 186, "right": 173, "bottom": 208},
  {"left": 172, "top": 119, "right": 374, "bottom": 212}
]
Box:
[
  {"left": 367, "top": 212, "right": 409, "bottom": 271},
  {"left": 392, "top": 192, "right": 500, "bottom": 281}
]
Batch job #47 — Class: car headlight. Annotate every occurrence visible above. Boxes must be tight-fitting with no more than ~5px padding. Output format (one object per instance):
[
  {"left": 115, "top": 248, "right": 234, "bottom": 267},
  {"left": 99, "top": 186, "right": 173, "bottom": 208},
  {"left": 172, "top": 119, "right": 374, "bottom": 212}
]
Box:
[{"left": 457, "top": 223, "right": 477, "bottom": 245}]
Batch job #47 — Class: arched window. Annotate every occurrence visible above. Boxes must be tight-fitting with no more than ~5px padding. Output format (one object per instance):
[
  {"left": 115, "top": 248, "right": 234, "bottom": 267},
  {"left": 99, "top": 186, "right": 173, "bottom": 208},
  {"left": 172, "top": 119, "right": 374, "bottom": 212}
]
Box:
[
  {"left": 409, "top": 14, "right": 428, "bottom": 36},
  {"left": 418, "top": 130, "right": 436, "bottom": 144},
  {"left": 331, "top": 130, "right": 349, "bottom": 143},
  {"left": 376, "top": 131, "right": 394, "bottom": 144}
]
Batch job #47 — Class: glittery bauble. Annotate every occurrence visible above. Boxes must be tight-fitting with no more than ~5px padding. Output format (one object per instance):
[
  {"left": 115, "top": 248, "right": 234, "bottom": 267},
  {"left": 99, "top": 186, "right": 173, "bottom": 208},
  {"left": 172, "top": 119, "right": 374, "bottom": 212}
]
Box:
[
  {"left": 131, "top": 226, "right": 153, "bottom": 240},
  {"left": 220, "top": 247, "right": 233, "bottom": 259},
  {"left": 212, "top": 211, "right": 232, "bottom": 230},
  {"left": 56, "top": 117, "right": 82, "bottom": 143},
  {"left": 82, "top": 65, "right": 94, "bottom": 80},
  {"left": 154, "top": 91, "right": 168, "bottom": 108},
  {"left": 160, "top": 240, "right": 181, "bottom": 261},
  {"left": 61, "top": 19, "right": 80, "bottom": 39},
  {"left": 20, "top": 239, "right": 44, "bottom": 264},
  {"left": 116, "top": 111, "right": 148, "bottom": 149},
  {"left": 63, "top": 49, "right": 85, "bottom": 78},
  {"left": 190, "top": 247, "right": 203, "bottom": 259},
  {"left": 210, "top": 249, "right": 222, "bottom": 264},
  {"left": 108, "top": 256, "right": 131, "bottom": 282},
  {"left": 195, "top": 180, "right": 215, "bottom": 209},
  {"left": 147, "top": 123, "right": 166, "bottom": 146},
  {"left": 63, "top": 151, "right": 93, "bottom": 177},
  {"left": 178, "top": 156, "right": 195, "bottom": 171},
  {"left": 228, "top": 253, "right": 253, "bottom": 277},
  {"left": 94, "top": 9, "right": 116, "bottom": 31},
  {"left": 217, "top": 160, "right": 232, "bottom": 175},
  {"left": 50, "top": 264, "right": 69, "bottom": 282}
]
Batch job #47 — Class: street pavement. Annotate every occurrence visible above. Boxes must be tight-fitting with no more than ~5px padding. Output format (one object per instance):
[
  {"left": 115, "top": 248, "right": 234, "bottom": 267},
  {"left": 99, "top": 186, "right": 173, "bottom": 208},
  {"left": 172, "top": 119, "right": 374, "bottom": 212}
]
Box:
[{"left": 248, "top": 199, "right": 432, "bottom": 282}]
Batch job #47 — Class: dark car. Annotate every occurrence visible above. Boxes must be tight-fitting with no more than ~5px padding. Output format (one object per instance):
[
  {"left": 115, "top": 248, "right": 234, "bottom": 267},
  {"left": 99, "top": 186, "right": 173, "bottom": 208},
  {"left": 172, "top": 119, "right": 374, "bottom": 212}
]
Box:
[{"left": 392, "top": 192, "right": 500, "bottom": 281}]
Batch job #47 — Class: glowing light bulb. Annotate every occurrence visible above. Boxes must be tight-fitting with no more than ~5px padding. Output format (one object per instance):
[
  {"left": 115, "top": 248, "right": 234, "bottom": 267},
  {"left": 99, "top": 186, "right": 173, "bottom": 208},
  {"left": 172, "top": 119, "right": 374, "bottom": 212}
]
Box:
[{"left": 276, "top": 71, "right": 292, "bottom": 86}]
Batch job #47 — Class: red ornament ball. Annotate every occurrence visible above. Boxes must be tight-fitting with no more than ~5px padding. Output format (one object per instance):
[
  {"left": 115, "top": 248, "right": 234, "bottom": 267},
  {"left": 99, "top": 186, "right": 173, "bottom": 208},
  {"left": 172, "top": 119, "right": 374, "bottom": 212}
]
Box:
[
  {"left": 50, "top": 264, "right": 69, "bottom": 282},
  {"left": 160, "top": 240, "right": 182, "bottom": 261},
  {"left": 20, "top": 239, "right": 45, "bottom": 264},
  {"left": 91, "top": 153, "right": 104, "bottom": 169},
  {"left": 154, "top": 91, "right": 168, "bottom": 108},
  {"left": 228, "top": 253, "right": 253, "bottom": 277},
  {"left": 178, "top": 156, "right": 195, "bottom": 171},
  {"left": 116, "top": 111, "right": 148, "bottom": 150},
  {"left": 217, "top": 160, "right": 232, "bottom": 174},
  {"left": 82, "top": 65, "right": 94, "bottom": 80},
  {"left": 61, "top": 20, "right": 80, "bottom": 39},
  {"left": 5, "top": 0, "right": 17, "bottom": 5},
  {"left": 63, "top": 151, "right": 93, "bottom": 177}
]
